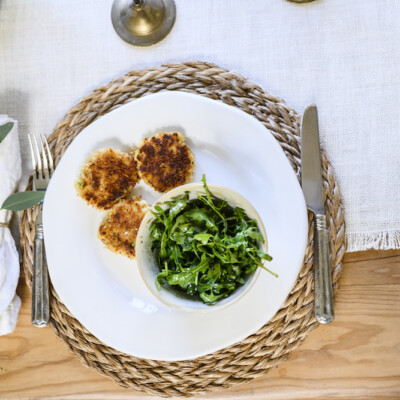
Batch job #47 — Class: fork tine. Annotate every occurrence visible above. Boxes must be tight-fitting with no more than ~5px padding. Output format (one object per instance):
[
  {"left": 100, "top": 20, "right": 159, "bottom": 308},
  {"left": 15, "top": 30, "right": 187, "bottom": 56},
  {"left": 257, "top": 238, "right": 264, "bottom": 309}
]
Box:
[
  {"left": 28, "top": 134, "right": 37, "bottom": 174},
  {"left": 39, "top": 135, "right": 49, "bottom": 180},
  {"left": 32, "top": 135, "right": 42, "bottom": 178},
  {"left": 42, "top": 133, "right": 54, "bottom": 174}
]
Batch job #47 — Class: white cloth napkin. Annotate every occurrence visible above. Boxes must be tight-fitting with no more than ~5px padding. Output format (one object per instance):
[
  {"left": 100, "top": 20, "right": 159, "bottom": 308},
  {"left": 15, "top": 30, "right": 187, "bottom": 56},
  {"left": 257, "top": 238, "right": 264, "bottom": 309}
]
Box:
[
  {"left": 0, "top": 0, "right": 399, "bottom": 252},
  {"left": 0, "top": 116, "right": 22, "bottom": 335}
]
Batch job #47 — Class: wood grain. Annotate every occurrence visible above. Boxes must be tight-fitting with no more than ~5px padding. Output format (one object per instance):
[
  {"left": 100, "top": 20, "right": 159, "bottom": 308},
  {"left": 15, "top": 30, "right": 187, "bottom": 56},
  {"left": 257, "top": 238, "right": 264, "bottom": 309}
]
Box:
[{"left": 1, "top": 250, "right": 400, "bottom": 400}]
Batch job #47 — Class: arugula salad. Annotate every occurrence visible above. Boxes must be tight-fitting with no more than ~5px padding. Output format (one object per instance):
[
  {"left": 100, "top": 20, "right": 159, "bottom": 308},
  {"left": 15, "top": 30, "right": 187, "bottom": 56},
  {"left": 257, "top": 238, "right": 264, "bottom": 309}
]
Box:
[{"left": 149, "top": 176, "right": 276, "bottom": 304}]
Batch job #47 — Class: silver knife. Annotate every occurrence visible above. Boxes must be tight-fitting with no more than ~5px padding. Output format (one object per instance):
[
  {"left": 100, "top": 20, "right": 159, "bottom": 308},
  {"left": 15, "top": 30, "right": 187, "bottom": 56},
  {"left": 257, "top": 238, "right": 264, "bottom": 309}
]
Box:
[{"left": 301, "top": 104, "right": 334, "bottom": 324}]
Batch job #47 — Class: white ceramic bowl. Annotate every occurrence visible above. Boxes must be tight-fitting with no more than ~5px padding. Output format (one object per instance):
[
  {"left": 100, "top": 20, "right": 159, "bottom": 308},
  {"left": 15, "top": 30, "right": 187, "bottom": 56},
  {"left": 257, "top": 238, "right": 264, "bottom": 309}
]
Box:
[{"left": 136, "top": 183, "right": 268, "bottom": 312}]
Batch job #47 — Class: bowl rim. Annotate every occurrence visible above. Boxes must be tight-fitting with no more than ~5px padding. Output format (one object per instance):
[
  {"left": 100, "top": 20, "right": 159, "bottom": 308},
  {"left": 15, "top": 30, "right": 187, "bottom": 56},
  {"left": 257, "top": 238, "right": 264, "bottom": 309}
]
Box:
[{"left": 135, "top": 182, "right": 268, "bottom": 312}]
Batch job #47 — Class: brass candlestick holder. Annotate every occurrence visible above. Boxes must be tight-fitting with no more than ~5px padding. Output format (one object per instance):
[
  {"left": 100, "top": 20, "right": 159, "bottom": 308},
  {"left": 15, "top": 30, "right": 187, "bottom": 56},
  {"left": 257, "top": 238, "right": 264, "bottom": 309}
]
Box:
[{"left": 111, "top": 0, "right": 176, "bottom": 46}]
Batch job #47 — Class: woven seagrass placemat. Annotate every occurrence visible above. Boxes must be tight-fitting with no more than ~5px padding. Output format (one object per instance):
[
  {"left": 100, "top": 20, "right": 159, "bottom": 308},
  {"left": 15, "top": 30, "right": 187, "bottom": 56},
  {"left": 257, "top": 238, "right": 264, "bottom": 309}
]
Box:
[{"left": 19, "top": 61, "right": 345, "bottom": 397}]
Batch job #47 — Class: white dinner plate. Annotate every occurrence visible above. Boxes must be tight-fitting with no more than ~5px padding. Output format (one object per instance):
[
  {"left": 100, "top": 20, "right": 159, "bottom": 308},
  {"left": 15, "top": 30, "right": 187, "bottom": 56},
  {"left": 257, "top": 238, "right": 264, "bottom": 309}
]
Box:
[{"left": 43, "top": 91, "right": 308, "bottom": 361}]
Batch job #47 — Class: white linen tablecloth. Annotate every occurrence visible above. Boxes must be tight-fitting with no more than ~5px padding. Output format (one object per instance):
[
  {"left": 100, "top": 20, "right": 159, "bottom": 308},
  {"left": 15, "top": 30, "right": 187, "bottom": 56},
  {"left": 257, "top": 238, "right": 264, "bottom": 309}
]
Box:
[{"left": 0, "top": 0, "right": 399, "bottom": 252}]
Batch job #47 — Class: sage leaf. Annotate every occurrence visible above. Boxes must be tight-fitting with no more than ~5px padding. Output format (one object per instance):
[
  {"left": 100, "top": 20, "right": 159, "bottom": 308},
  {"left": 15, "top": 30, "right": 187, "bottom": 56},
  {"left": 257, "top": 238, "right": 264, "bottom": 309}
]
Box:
[
  {"left": 1, "top": 191, "right": 45, "bottom": 211},
  {"left": 0, "top": 122, "right": 14, "bottom": 144}
]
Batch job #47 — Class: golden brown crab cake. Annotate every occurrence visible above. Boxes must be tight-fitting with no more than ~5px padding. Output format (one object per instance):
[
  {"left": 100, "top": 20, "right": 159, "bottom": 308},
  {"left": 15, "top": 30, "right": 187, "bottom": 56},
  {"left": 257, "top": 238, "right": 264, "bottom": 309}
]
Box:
[
  {"left": 135, "top": 132, "right": 195, "bottom": 193},
  {"left": 98, "top": 196, "right": 149, "bottom": 259},
  {"left": 75, "top": 148, "right": 139, "bottom": 210}
]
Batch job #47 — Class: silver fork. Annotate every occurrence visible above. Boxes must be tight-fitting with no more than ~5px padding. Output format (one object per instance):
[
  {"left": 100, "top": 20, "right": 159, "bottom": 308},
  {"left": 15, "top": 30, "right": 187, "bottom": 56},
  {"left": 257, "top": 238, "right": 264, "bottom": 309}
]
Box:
[{"left": 28, "top": 134, "right": 54, "bottom": 327}]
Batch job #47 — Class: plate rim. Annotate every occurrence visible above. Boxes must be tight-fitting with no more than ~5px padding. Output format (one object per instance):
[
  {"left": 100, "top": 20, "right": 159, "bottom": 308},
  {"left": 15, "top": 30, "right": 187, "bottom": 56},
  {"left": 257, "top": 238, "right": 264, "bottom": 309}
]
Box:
[{"left": 43, "top": 90, "right": 308, "bottom": 361}]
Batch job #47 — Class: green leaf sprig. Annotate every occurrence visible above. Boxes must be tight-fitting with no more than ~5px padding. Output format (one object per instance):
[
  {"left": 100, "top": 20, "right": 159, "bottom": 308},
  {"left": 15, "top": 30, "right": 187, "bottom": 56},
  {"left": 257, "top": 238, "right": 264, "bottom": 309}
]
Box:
[
  {"left": 149, "top": 175, "right": 276, "bottom": 304},
  {"left": 1, "top": 191, "right": 45, "bottom": 211},
  {"left": 0, "top": 122, "right": 14, "bottom": 144}
]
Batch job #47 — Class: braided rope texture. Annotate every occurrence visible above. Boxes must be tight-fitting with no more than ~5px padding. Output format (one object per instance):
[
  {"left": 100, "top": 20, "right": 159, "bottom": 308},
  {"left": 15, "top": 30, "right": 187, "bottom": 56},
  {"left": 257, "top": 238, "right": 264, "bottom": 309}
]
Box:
[{"left": 19, "top": 61, "right": 345, "bottom": 397}]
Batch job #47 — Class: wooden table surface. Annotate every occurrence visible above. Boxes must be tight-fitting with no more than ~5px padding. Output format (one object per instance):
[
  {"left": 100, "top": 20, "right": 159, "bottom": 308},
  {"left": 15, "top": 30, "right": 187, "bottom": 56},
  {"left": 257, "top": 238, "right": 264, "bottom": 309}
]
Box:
[{"left": 1, "top": 249, "right": 400, "bottom": 400}]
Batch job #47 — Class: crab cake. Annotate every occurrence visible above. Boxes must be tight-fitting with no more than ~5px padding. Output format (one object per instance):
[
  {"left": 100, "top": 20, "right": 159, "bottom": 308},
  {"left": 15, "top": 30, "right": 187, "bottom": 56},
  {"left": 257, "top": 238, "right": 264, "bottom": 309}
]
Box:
[
  {"left": 75, "top": 148, "right": 139, "bottom": 210},
  {"left": 135, "top": 132, "right": 195, "bottom": 193},
  {"left": 98, "top": 197, "right": 149, "bottom": 259}
]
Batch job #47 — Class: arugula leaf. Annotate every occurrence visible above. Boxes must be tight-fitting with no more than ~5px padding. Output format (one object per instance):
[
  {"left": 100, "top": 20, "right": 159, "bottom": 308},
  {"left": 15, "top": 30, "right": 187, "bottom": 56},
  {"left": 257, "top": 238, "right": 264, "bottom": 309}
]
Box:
[
  {"left": 182, "top": 208, "right": 217, "bottom": 231},
  {"left": 194, "top": 233, "right": 213, "bottom": 244},
  {"left": 150, "top": 175, "right": 275, "bottom": 304}
]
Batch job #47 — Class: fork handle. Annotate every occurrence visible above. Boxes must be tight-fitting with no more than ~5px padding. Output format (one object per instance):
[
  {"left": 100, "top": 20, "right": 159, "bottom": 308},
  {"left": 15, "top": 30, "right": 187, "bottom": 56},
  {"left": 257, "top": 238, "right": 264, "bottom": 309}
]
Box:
[{"left": 32, "top": 202, "right": 50, "bottom": 327}]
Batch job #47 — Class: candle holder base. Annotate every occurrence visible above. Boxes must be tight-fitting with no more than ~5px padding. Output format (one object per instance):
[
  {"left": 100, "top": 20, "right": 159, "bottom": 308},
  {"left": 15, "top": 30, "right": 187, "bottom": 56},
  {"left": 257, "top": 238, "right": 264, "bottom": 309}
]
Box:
[{"left": 111, "top": 0, "right": 176, "bottom": 46}]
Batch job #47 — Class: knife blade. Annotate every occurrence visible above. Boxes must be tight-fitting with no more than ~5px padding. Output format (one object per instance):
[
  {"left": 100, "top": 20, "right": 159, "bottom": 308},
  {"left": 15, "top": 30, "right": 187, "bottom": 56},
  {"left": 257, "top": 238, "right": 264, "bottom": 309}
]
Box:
[{"left": 301, "top": 104, "right": 334, "bottom": 324}]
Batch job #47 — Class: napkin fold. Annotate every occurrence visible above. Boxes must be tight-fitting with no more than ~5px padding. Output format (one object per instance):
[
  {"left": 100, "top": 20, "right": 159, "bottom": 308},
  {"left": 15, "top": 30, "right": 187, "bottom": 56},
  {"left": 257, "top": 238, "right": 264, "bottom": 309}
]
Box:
[{"left": 0, "top": 116, "right": 22, "bottom": 335}]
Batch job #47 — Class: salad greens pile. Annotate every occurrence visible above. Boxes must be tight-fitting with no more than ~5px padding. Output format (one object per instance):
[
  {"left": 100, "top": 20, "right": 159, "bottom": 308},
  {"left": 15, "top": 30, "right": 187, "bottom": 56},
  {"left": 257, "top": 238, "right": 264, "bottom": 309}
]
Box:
[{"left": 149, "top": 175, "right": 276, "bottom": 304}]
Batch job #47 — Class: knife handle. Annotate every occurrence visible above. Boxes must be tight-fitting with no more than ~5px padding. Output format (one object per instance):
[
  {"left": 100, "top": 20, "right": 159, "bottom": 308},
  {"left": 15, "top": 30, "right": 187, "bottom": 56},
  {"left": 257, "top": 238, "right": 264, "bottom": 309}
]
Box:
[
  {"left": 31, "top": 202, "right": 50, "bottom": 327},
  {"left": 314, "top": 214, "right": 334, "bottom": 324}
]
